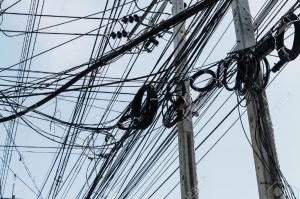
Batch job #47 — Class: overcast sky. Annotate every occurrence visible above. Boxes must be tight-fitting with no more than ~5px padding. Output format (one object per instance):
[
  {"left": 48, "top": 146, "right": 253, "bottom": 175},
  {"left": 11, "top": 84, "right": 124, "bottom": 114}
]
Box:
[{"left": 0, "top": 0, "right": 299, "bottom": 198}]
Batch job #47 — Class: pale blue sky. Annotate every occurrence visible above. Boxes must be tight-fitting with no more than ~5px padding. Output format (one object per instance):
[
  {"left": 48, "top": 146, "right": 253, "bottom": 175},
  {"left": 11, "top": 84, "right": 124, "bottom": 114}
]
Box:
[{"left": 0, "top": 0, "right": 299, "bottom": 198}]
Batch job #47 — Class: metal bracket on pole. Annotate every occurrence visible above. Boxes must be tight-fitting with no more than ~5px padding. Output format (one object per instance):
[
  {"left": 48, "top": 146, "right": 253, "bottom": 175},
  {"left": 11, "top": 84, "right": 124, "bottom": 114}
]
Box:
[{"left": 231, "top": 1, "right": 283, "bottom": 199}]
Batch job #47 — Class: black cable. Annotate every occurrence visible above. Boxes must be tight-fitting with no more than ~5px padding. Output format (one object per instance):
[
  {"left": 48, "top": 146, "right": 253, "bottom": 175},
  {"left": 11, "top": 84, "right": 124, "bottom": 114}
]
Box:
[{"left": 190, "top": 68, "right": 217, "bottom": 92}]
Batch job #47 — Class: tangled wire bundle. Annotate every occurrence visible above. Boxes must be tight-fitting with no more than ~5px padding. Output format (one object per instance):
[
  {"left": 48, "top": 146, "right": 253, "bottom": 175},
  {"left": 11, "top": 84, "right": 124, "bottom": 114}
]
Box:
[
  {"left": 118, "top": 84, "right": 158, "bottom": 130},
  {"left": 162, "top": 97, "right": 186, "bottom": 128},
  {"left": 162, "top": 79, "right": 188, "bottom": 128},
  {"left": 117, "top": 11, "right": 300, "bottom": 131}
]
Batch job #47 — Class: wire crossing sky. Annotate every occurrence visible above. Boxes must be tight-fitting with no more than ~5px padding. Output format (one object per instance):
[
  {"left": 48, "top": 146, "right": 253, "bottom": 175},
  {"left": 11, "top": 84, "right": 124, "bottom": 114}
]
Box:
[{"left": 0, "top": 0, "right": 299, "bottom": 198}]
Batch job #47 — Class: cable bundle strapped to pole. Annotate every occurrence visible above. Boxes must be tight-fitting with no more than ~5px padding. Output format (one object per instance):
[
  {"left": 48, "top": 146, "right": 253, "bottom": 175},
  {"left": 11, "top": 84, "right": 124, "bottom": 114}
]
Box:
[
  {"left": 162, "top": 97, "right": 186, "bottom": 128},
  {"left": 236, "top": 52, "right": 263, "bottom": 95},
  {"left": 162, "top": 79, "right": 187, "bottom": 128},
  {"left": 188, "top": 50, "right": 270, "bottom": 97},
  {"left": 178, "top": 8, "right": 300, "bottom": 98},
  {"left": 254, "top": 34, "right": 276, "bottom": 60},
  {"left": 165, "top": 79, "right": 186, "bottom": 103}
]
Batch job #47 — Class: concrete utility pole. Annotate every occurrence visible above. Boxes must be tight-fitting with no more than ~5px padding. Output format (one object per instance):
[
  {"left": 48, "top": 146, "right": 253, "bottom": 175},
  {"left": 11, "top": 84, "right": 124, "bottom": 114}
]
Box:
[
  {"left": 231, "top": 1, "right": 283, "bottom": 199},
  {"left": 172, "top": 0, "right": 199, "bottom": 199}
]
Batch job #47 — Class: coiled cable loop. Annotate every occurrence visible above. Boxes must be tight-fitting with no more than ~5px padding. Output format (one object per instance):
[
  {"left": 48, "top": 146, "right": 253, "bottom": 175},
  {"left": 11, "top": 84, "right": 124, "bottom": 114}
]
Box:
[
  {"left": 166, "top": 78, "right": 186, "bottom": 103},
  {"left": 222, "top": 58, "right": 238, "bottom": 91},
  {"left": 117, "top": 84, "right": 158, "bottom": 130},
  {"left": 253, "top": 57, "right": 270, "bottom": 93},
  {"left": 162, "top": 97, "right": 186, "bottom": 128},
  {"left": 275, "top": 12, "right": 300, "bottom": 62},
  {"left": 190, "top": 69, "right": 217, "bottom": 92},
  {"left": 236, "top": 53, "right": 260, "bottom": 96}
]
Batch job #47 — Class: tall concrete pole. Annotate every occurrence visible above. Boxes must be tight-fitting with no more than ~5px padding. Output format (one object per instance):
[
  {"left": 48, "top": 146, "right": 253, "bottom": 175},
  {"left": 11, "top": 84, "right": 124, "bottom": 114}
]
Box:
[
  {"left": 172, "top": 0, "right": 199, "bottom": 198},
  {"left": 231, "top": 1, "right": 283, "bottom": 199}
]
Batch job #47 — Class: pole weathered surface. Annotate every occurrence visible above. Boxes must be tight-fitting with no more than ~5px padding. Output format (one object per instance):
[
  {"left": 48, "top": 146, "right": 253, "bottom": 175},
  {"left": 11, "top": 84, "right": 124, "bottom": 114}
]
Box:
[
  {"left": 172, "top": 0, "right": 199, "bottom": 198},
  {"left": 232, "top": 1, "right": 283, "bottom": 199}
]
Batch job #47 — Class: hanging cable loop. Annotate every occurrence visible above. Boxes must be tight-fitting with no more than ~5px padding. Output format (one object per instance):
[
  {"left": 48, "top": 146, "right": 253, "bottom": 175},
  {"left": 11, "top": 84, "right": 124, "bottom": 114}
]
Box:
[
  {"left": 117, "top": 84, "right": 158, "bottom": 130},
  {"left": 190, "top": 69, "right": 216, "bottom": 92},
  {"left": 117, "top": 109, "right": 135, "bottom": 130},
  {"left": 275, "top": 12, "right": 300, "bottom": 62},
  {"left": 162, "top": 97, "right": 186, "bottom": 128},
  {"left": 166, "top": 78, "right": 186, "bottom": 103},
  {"left": 236, "top": 53, "right": 260, "bottom": 95},
  {"left": 131, "top": 84, "right": 158, "bottom": 129},
  {"left": 222, "top": 58, "right": 238, "bottom": 91},
  {"left": 254, "top": 57, "right": 270, "bottom": 93}
]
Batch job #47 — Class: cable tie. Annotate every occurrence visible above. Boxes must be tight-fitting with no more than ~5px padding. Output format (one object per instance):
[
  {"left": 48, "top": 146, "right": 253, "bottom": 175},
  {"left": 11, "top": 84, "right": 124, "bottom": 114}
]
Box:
[{"left": 277, "top": 47, "right": 291, "bottom": 61}]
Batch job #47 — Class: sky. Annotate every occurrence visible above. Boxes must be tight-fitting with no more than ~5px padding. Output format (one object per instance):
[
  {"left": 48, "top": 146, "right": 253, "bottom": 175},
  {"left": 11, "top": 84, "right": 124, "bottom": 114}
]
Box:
[{"left": 0, "top": 0, "right": 299, "bottom": 198}]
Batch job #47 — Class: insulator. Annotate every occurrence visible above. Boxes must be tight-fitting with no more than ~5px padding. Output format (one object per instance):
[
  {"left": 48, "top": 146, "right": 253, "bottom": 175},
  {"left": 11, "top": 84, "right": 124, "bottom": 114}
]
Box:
[
  {"left": 110, "top": 32, "right": 117, "bottom": 39},
  {"left": 133, "top": 14, "right": 140, "bottom": 22},
  {"left": 122, "top": 30, "right": 128, "bottom": 37},
  {"left": 128, "top": 15, "right": 134, "bottom": 23},
  {"left": 116, "top": 31, "right": 122, "bottom": 39},
  {"left": 121, "top": 16, "right": 128, "bottom": 24}
]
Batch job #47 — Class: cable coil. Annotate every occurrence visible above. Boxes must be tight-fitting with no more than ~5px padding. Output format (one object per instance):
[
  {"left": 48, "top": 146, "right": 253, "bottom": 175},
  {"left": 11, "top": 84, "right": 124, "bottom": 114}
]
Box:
[
  {"left": 275, "top": 13, "right": 300, "bottom": 62},
  {"left": 166, "top": 79, "right": 186, "bottom": 103},
  {"left": 162, "top": 97, "right": 186, "bottom": 128},
  {"left": 117, "top": 84, "right": 158, "bottom": 130},
  {"left": 190, "top": 69, "right": 216, "bottom": 92},
  {"left": 272, "top": 12, "right": 300, "bottom": 72}
]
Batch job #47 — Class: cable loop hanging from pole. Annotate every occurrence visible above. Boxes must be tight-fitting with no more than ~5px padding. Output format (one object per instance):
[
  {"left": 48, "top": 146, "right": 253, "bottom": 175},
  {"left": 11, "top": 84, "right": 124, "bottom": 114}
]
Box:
[
  {"left": 189, "top": 69, "right": 217, "bottom": 92},
  {"left": 162, "top": 97, "right": 186, "bottom": 128},
  {"left": 275, "top": 12, "right": 300, "bottom": 62},
  {"left": 235, "top": 52, "right": 260, "bottom": 96},
  {"left": 166, "top": 78, "right": 186, "bottom": 104}
]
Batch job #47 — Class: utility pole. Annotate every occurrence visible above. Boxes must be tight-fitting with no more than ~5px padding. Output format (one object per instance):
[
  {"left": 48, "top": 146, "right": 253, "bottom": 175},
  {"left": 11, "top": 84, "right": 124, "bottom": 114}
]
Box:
[
  {"left": 172, "top": 0, "right": 199, "bottom": 199},
  {"left": 232, "top": 1, "right": 283, "bottom": 199}
]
